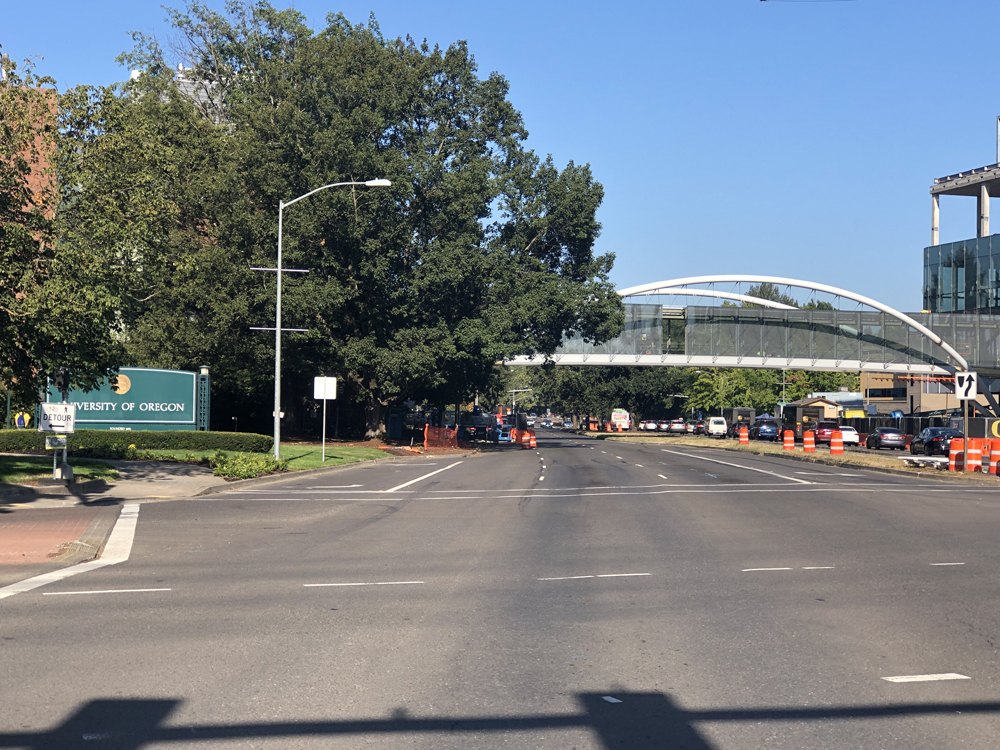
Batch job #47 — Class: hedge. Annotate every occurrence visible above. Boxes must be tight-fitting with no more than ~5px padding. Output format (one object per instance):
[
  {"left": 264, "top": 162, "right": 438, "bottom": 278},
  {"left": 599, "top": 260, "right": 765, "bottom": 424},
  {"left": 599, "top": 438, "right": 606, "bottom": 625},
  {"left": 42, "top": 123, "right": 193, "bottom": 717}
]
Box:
[{"left": 0, "top": 429, "right": 272, "bottom": 456}]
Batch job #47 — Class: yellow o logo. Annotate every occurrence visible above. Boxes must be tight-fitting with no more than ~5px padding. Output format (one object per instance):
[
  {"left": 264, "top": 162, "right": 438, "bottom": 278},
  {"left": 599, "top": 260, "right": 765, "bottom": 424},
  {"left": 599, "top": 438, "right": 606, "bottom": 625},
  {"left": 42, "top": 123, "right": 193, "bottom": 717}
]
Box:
[
  {"left": 113, "top": 374, "right": 132, "bottom": 396},
  {"left": 991, "top": 420, "right": 1000, "bottom": 438}
]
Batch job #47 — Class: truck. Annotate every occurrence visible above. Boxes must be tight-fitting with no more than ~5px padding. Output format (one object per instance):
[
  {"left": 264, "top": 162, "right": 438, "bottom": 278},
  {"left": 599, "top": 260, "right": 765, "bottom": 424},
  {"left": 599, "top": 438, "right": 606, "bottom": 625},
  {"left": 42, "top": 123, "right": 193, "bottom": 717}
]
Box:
[
  {"left": 610, "top": 408, "right": 631, "bottom": 431},
  {"left": 723, "top": 408, "right": 755, "bottom": 437}
]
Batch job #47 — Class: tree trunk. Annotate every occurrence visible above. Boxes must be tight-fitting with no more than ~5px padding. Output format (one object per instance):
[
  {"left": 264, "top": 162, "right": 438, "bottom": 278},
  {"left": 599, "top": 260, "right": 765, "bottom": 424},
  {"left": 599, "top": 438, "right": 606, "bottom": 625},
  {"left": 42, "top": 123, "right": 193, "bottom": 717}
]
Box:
[{"left": 364, "top": 398, "right": 384, "bottom": 440}]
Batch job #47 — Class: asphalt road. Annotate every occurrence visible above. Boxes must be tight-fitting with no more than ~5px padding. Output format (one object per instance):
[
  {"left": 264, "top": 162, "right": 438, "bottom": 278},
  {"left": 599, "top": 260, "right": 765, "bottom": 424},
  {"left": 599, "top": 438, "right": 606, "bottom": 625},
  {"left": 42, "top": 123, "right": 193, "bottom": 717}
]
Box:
[{"left": 3, "top": 431, "right": 1000, "bottom": 749}]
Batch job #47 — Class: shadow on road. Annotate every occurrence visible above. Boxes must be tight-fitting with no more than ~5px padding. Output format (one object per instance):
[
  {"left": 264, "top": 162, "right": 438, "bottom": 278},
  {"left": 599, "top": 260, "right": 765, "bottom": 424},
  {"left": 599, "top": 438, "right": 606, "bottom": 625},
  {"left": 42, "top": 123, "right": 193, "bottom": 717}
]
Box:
[{"left": 5, "top": 692, "right": 1000, "bottom": 749}]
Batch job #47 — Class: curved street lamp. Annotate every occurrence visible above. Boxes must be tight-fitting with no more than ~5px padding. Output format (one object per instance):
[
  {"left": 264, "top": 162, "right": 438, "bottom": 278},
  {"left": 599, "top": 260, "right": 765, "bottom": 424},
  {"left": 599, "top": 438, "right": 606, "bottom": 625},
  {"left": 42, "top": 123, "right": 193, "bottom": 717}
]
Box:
[{"left": 266, "top": 179, "right": 391, "bottom": 460}]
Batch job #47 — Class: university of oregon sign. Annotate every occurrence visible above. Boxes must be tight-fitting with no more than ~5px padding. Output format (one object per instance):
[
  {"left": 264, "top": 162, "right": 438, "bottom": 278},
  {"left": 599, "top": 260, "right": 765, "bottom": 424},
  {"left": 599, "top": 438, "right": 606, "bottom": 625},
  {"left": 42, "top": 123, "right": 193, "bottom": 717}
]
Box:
[{"left": 50, "top": 368, "right": 209, "bottom": 431}]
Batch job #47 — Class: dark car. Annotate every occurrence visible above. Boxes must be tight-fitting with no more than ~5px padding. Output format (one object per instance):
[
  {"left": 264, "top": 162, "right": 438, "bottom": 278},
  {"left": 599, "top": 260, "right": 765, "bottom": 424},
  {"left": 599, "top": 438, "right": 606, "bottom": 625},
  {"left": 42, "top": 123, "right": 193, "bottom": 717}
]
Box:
[
  {"left": 458, "top": 413, "right": 499, "bottom": 443},
  {"left": 749, "top": 420, "right": 780, "bottom": 441},
  {"left": 814, "top": 421, "right": 840, "bottom": 444},
  {"left": 866, "top": 427, "right": 906, "bottom": 451},
  {"left": 909, "top": 427, "right": 963, "bottom": 456}
]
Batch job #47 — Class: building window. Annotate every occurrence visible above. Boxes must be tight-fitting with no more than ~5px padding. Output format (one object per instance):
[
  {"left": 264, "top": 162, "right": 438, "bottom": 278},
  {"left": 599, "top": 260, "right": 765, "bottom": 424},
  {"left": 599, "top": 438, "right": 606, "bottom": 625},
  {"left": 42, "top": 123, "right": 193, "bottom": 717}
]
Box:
[
  {"left": 922, "top": 379, "right": 953, "bottom": 394},
  {"left": 866, "top": 388, "right": 906, "bottom": 399}
]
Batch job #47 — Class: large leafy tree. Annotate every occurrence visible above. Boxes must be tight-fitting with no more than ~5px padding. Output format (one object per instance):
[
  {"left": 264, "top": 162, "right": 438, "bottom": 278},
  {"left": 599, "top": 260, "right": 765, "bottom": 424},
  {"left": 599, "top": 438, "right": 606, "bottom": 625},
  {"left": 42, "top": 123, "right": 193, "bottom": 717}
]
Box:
[
  {"left": 81, "top": 2, "right": 623, "bottom": 438},
  {"left": 1, "top": 53, "right": 125, "bottom": 407}
]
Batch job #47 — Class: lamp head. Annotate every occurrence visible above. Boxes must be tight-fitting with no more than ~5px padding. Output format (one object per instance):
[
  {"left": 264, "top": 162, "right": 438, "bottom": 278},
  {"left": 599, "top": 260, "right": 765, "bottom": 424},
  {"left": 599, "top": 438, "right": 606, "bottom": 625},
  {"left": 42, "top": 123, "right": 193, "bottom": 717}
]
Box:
[{"left": 364, "top": 179, "right": 391, "bottom": 188}]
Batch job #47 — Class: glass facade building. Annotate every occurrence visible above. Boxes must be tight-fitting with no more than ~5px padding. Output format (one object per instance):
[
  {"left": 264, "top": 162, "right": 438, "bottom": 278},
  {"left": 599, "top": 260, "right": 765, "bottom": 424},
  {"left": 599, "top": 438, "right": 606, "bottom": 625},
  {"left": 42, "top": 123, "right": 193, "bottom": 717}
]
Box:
[{"left": 923, "top": 235, "right": 1000, "bottom": 314}]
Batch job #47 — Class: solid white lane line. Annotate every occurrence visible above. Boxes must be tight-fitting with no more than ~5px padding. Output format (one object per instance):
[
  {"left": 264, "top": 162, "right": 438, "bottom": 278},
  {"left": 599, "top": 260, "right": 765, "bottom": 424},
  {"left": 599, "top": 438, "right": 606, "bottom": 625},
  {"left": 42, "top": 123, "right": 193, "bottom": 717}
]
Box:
[
  {"left": 308, "top": 484, "right": 363, "bottom": 489},
  {"left": 930, "top": 562, "right": 965, "bottom": 566},
  {"left": 657, "top": 474, "right": 668, "bottom": 479},
  {"left": 303, "top": 581, "right": 425, "bottom": 587},
  {"left": 882, "top": 673, "right": 970, "bottom": 683},
  {"left": 742, "top": 567, "right": 793, "bottom": 572},
  {"left": 228, "top": 489, "right": 415, "bottom": 494},
  {"left": 384, "top": 462, "right": 462, "bottom": 492},
  {"left": 43, "top": 588, "right": 170, "bottom": 596},
  {"left": 802, "top": 566, "right": 835, "bottom": 570},
  {"left": 539, "top": 576, "right": 594, "bottom": 580},
  {"left": 0, "top": 504, "right": 141, "bottom": 601},
  {"left": 596, "top": 573, "right": 651, "bottom": 578},
  {"left": 661, "top": 449, "right": 813, "bottom": 484}
]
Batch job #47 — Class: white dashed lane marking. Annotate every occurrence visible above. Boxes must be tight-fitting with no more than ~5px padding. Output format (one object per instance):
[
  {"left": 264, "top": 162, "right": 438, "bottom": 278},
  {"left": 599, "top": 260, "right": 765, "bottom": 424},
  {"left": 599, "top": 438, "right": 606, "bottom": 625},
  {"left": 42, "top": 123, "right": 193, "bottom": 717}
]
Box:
[
  {"left": 304, "top": 581, "right": 425, "bottom": 587},
  {"left": 882, "top": 673, "right": 971, "bottom": 683},
  {"left": 42, "top": 588, "right": 170, "bottom": 596},
  {"left": 930, "top": 562, "right": 965, "bottom": 566}
]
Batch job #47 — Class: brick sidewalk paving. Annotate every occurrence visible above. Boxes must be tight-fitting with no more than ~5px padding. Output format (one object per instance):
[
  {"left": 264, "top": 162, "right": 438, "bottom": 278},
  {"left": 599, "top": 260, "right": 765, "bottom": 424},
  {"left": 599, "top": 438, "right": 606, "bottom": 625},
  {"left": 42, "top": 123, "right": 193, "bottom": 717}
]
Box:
[{"left": 0, "top": 508, "right": 99, "bottom": 565}]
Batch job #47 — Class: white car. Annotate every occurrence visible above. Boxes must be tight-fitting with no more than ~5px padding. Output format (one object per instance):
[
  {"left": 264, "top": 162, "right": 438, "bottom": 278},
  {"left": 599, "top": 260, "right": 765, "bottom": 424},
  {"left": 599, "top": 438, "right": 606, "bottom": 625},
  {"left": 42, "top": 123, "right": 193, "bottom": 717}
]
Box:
[
  {"left": 838, "top": 426, "right": 860, "bottom": 446},
  {"left": 707, "top": 417, "right": 728, "bottom": 438},
  {"left": 642, "top": 420, "right": 658, "bottom": 431}
]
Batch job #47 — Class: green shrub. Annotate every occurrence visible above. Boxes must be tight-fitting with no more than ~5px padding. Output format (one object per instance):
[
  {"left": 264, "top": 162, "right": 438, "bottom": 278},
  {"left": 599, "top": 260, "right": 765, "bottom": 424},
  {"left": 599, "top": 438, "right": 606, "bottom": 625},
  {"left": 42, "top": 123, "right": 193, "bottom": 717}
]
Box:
[
  {"left": 0, "top": 429, "right": 272, "bottom": 456},
  {"left": 209, "top": 451, "right": 288, "bottom": 479}
]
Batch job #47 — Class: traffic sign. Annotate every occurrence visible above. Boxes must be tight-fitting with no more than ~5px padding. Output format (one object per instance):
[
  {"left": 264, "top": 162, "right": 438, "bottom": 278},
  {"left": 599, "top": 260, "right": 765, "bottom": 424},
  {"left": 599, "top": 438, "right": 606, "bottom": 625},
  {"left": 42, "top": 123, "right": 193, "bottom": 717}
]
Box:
[
  {"left": 38, "top": 403, "right": 77, "bottom": 433},
  {"left": 955, "top": 372, "right": 978, "bottom": 401},
  {"left": 45, "top": 436, "right": 68, "bottom": 449},
  {"left": 314, "top": 377, "right": 337, "bottom": 400}
]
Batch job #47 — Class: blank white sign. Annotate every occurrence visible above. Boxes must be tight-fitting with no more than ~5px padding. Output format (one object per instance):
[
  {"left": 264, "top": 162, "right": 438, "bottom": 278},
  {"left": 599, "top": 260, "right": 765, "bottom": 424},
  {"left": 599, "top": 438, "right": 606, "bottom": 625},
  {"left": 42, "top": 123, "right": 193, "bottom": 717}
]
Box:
[{"left": 314, "top": 377, "right": 337, "bottom": 400}]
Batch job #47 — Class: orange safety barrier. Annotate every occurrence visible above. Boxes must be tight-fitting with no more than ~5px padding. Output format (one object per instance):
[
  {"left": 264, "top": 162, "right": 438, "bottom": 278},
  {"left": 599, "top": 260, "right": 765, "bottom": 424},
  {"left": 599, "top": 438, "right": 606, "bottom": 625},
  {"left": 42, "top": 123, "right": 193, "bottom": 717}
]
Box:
[
  {"left": 739, "top": 426, "right": 749, "bottom": 445},
  {"left": 830, "top": 430, "right": 844, "bottom": 455},
  {"left": 948, "top": 438, "right": 964, "bottom": 471},
  {"left": 966, "top": 438, "right": 983, "bottom": 472},
  {"left": 987, "top": 440, "right": 1000, "bottom": 475},
  {"left": 529, "top": 430, "right": 537, "bottom": 448},
  {"left": 905, "top": 435, "right": 913, "bottom": 449},
  {"left": 803, "top": 431, "right": 815, "bottom": 453},
  {"left": 424, "top": 424, "right": 458, "bottom": 449},
  {"left": 783, "top": 430, "right": 794, "bottom": 450},
  {"left": 521, "top": 431, "right": 531, "bottom": 450}
]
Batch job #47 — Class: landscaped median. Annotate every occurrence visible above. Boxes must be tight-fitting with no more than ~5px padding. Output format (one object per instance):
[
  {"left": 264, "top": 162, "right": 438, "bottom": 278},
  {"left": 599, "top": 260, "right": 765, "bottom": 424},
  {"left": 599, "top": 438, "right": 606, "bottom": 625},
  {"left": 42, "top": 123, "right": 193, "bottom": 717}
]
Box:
[
  {"left": 598, "top": 433, "right": 1000, "bottom": 483},
  {"left": 0, "top": 429, "right": 391, "bottom": 482}
]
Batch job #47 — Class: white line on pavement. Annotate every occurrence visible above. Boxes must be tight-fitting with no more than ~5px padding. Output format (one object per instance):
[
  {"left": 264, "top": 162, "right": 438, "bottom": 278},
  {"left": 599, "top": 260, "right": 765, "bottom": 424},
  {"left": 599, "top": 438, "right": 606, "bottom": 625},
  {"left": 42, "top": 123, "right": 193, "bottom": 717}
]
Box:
[
  {"left": 802, "top": 566, "right": 835, "bottom": 570},
  {"left": 661, "top": 449, "right": 813, "bottom": 484},
  {"left": 538, "top": 575, "right": 594, "bottom": 580},
  {"left": 795, "top": 472, "right": 864, "bottom": 477},
  {"left": 0, "top": 504, "right": 141, "bottom": 601},
  {"left": 635, "top": 464, "right": 643, "bottom": 467},
  {"left": 657, "top": 474, "right": 668, "bottom": 479},
  {"left": 930, "top": 562, "right": 965, "bottom": 566},
  {"left": 303, "top": 581, "right": 425, "bottom": 587},
  {"left": 596, "top": 573, "right": 651, "bottom": 578},
  {"left": 882, "top": 673, "right": 970, "bottom": 683},
  {"left": 384, "top": 462, "right": 462, "bottom": 492},
  {"left": 308, "top": 484, "right": 363, "bottom": 489},
  {"left": 43, "top": 588, "right": 171, "bottom": 596},
  {"left": 540, "top": 476, "right": 545, "bottom": 481},
  {"left": 742, "top": 567, "right": 793, "bottom": 572}
]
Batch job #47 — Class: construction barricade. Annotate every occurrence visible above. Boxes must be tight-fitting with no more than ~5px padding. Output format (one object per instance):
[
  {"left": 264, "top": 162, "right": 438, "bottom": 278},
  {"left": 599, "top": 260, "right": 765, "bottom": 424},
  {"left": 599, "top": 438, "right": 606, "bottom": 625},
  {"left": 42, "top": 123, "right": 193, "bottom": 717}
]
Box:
[
  {"left": 739, "top": 426, "right": 749, "bottom": 445},
  {"left": 424, "top": 424, "right": 458, "bottom": 449},
  {"left": 830, "top": 430, "right": 844, "bottom": 455},
  {"left": 529, "top": 430, "right": 537, "bottom": 448},
  {"left": 521, "top": 431, "right": 532, "bottom": 450},
  {"left": 966, "top": 438, "right": 983, "bottom": 472},
  {"left": 948, "top": 438, "right": 964, "bottom": 471},
  {"left": 783, "top": 430, "right": 795, "bottom": 450},
  {"left": 986, "top": 440, "right": 1000, "bottom": 475},
  {"left": 803, "top": 430, "right": 815, "bottom": 453}
]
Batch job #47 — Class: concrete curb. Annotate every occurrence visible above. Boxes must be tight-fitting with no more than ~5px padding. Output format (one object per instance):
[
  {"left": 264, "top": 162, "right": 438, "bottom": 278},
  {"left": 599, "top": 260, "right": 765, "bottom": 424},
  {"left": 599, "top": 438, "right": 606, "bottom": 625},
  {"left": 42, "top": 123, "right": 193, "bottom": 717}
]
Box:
[
  {"left": 194, "top": 450, "right": 479, "bottom": 497},
  {"left": 0, "top": 478, "right": 109, "bottom": 499}
]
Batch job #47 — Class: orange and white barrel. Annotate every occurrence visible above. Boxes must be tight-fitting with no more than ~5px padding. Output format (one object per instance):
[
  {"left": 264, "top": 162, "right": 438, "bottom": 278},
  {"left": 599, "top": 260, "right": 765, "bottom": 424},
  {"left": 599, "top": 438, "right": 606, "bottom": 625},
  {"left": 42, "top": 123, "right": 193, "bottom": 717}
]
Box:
[
  {"left": 803, "top": 431, "right": 815, "bottom": 453},
  {"left": 988, "top": 441, "right": 1000, "bottom": 475},
  {"left": 521, "top": 431, "right": 531, "bottom": 450},
  {"left": 830, "top": 430, "right": 844, "bottom": 455},
  {"left": 783, "top": 430, "right": 794, "bottom": 450},
  {"left": 949, "top": 438, "right": 964, "bottom": 471},
  {"left": 966, "top": 438, "right": 982, "bottom": 472},
  {"left": 739, "top": 426, "right": 749, "bottom": 445},
  {"left": 529, "top": 430, "right": 537, "bottom": 448}
]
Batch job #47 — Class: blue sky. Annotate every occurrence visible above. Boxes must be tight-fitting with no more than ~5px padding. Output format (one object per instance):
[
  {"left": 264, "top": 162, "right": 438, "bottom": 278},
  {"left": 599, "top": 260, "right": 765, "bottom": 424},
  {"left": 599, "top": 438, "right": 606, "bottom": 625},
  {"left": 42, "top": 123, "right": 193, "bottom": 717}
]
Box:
[{"left": 6, "top": 0, "right": 1000, "bottom": 311}]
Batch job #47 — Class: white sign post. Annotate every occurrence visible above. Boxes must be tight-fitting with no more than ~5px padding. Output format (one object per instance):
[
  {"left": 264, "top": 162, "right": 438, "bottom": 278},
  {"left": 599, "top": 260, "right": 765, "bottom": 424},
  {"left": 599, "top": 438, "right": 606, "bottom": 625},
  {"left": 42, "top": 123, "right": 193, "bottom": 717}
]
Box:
[
  {"left": 314, "top": 377, "right": 337, "bottom": 462},
  {"left": 38, "top": 402, "right": 76, "bottom": 480},
  {"left": 955, "top": 372, "right": 978, "bottom": 471}
]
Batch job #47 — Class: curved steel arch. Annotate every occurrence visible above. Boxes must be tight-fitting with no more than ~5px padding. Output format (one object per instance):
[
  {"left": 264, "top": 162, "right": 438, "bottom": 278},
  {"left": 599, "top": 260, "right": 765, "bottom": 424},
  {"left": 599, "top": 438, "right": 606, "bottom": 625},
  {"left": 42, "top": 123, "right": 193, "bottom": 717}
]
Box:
[
  {"left": 631, "top": 288, "right": 797, "bottom": 310},
  {"left": 618, "top": 275, "right": 969, "bottom": 372}
]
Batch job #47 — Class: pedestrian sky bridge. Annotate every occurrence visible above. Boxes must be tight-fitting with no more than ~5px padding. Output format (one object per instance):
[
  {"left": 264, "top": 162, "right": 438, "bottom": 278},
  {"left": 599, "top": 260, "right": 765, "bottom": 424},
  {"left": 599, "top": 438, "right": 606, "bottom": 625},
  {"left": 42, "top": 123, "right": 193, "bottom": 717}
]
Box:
[{"left": 508, "top": 275, "right": 1000, "bottom": 377}]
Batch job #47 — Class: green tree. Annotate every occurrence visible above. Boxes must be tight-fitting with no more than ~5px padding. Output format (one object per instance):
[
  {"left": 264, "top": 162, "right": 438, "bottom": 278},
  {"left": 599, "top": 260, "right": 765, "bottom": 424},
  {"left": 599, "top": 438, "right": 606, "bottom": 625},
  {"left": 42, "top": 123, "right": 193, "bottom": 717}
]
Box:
[
  {"left": 68, "top": 2, "right": 622, "bottom": 438},
  {"left": 1, "top": 53, "right": 125, "bottom": 407}
]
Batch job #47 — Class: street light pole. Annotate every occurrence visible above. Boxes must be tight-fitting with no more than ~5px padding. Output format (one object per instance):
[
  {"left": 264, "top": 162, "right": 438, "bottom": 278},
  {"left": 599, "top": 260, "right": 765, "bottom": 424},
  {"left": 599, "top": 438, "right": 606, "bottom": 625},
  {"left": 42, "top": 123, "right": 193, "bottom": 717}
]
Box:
[{"left": 264, "top": 179, "right": 391, "bottom": 461}]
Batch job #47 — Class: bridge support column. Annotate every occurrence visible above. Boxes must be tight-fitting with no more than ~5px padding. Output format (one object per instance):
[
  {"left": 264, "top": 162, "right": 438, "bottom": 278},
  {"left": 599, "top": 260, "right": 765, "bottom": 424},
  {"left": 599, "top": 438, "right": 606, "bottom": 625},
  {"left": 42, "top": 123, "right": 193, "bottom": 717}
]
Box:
[
  {"left": 979, "top": 184, "right": 990, "bottom": 238},
  {"left": 931, "top": 193, "right": 940, "bottom": 246}
]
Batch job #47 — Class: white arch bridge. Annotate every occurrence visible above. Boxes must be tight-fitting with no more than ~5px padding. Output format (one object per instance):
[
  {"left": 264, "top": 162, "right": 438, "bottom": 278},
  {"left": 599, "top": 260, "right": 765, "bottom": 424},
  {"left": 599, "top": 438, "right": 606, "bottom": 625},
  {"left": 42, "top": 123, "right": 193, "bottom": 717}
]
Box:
[{"left": 507, "top": 275, "right": 1000, "bottom": 379}]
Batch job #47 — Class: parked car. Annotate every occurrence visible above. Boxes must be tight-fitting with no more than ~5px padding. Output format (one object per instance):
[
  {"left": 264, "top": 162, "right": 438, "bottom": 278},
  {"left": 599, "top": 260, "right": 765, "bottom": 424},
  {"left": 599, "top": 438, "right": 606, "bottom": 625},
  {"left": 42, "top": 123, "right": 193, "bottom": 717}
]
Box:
[
  {"left": 749, "top": 420, "right": 780, "bottom": 441},
  {"left": 909, "top": 427, "right": 963, "bottom": 456},
  {"left": 707, "top": 417, "right": 728, "bottom": 438},
  {"left": 866, "top": 427, "right": 906, "bottom": 450},
  {"left": 458, "top": 413, "right": 499, "bottom": 442},
  {"left": 657, "top": 420, "right": 671, "bottom": 432},
  {"left": 839, "top": 426, "right": 860, "bottom": 446},
  {"left": 669, "top": 419, "right": 687, "bottom": 434},
  {"left": 693, "top": 420, "right": 705, "bottom": 435},
  {"left": 640, "top": 420, "right": 656, "bottom": 431},
  {"left": 814, "top": 421, "right": 841, "bottom": 444},
  {"left": 563, "top": 420, "right": 574, "bottom": 429}
]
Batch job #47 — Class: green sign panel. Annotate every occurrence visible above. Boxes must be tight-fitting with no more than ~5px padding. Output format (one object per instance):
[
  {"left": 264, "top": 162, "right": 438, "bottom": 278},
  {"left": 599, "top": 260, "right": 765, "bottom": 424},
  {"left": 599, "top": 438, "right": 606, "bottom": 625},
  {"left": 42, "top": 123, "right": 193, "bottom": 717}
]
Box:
[{"left": 55, "top": 368, "right": 199, "bottom": 431}]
